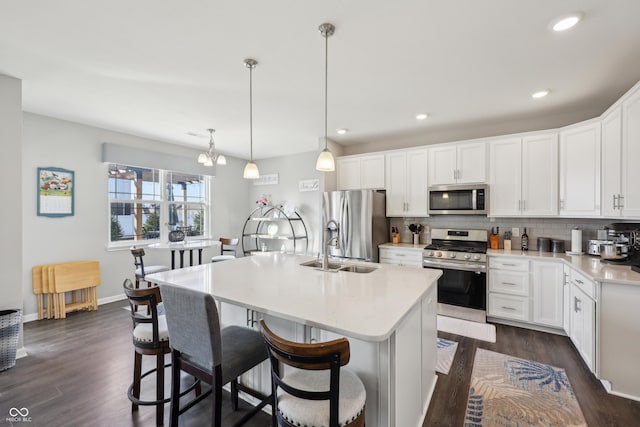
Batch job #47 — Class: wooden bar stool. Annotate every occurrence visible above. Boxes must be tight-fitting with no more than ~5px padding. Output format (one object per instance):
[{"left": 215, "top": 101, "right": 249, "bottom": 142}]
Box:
[
  {"left": 123, "top": 279, "right": 199, "bottom": 426},
  {"left": 211, "top": 238, "right": 239, "bottom": 262},
  {"left": 260, "top": 320, "right": 366, "bottom": 427},
  {"left": 130, "top": 247, "right": 170, "bottom": 287}
]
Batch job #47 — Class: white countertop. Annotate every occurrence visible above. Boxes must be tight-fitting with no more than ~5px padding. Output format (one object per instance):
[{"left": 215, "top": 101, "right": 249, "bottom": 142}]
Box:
[
  {"left": 487, "top": 249, "right": 640, "bottom": 285},
  {"left": 379, "top": 242, "right": 426, "bottom": 251},
  {"left": 146, "top": 253, "right": 441, "bottom": 341}
]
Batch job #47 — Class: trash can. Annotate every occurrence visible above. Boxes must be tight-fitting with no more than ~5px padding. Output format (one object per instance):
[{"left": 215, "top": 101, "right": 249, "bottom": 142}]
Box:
[{"left": 0, "top": 309, "right": 21, "bottom": 372}]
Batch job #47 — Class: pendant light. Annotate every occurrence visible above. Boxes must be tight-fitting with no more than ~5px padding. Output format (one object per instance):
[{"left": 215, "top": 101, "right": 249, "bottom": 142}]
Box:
[
  {"left": 315, "top": 23, "right": 336, "bottom": 172},
  {"left": 243, "top": 58, "right": 260, "bottom": 179},
  {"left": 197, "top": 128, "right": 226, "bottom": 166}
]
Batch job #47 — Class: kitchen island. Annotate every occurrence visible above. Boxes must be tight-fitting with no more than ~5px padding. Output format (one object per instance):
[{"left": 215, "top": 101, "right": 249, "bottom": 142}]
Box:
[{"left": 146, "top": 253, "right": 442, "bottom": 427}]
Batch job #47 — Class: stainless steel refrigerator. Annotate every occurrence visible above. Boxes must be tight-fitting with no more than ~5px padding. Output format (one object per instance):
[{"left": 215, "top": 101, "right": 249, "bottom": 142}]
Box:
[{"left": 322, "top": 190, "right": 388, "bottom": 262}]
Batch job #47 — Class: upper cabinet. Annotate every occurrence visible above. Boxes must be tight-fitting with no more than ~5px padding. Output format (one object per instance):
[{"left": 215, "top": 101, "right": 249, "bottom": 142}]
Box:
[
  {"left": 385, "top": 149, "right": 428, "bottom": 217},
  {"left": 602, "top": 87, "right": 640, "bottom": 218},
  {"left": 336, "top": 154, "right": 385, "bottom": 190},
  {"left": 489, "top": 133, "right": 558, "bottom": 217},
  {"left": 428, "top": 142, "right": 486, "bottom": 185},
  {"left": 559, "top": 122, "right": 601, "bottom": 217}
]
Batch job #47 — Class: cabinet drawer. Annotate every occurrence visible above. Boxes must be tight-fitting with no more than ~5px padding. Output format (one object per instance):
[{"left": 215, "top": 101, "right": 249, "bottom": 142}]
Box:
[
  {"left": 489, "top": 257, "right": 529, "bottom": 271},
  {"left": 379, "top": 250, "right": 423, "bottom": 268},
  {"left": 570, "top": 268, "right": 595, "bottom": 300},
  {"left": 489, "top": 293, "right": 530, "bottom": 322},
  {"left": 489, "top": 270, "right": 529, "bottom": 296}
]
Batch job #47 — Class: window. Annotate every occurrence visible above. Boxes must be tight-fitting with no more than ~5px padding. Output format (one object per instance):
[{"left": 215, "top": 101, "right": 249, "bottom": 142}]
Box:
[{"left": 108, "top": 164, "right": 209, "bottom": 245}]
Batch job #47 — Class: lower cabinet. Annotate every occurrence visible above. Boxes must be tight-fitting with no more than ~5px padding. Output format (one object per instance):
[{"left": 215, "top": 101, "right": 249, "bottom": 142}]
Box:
[
  {"left": 488, "top": 257, "right": 563, "bottom": 329},
  {"left": 567, "top": 268, "right": 596, "bottom": 373},
  {"left": 379, "top": 246, "right": 423, "bottom": 268}
]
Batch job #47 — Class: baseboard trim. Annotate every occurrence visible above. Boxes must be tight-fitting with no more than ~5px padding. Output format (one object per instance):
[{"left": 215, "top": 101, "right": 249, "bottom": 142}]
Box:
[{"left": 22, "top": 293, "right": 127, "bottom": 323}]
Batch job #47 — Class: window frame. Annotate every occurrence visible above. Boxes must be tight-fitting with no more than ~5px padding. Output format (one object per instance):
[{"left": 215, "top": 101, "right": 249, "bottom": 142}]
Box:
[{"left": 107, "top": 164, "right": 211, "bottom": 249}]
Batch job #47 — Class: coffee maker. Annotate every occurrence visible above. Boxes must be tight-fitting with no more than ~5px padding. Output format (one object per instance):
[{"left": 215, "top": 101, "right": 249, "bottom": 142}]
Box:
[{"left": 600, "top": 223, "right": 640, "bottom": 264}]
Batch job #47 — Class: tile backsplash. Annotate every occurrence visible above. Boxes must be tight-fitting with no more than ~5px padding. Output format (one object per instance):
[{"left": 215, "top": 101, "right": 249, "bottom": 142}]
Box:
[{"left": 389, "top": 216, "right": 634, "bottom": 252}]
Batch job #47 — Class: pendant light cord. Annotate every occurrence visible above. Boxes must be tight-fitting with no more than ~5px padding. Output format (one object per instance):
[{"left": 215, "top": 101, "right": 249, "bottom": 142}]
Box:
[
  {"left": 324, "top": 31, "right": 328, "bottom": 150},
  {"left": 249, "top": 64, "right": 253, "bottom": 162}
]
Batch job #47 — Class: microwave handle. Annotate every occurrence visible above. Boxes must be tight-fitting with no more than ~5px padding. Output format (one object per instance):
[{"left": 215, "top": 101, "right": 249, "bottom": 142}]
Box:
[{"left": 472, "top": 189, "right": 477, "bottom": 210}]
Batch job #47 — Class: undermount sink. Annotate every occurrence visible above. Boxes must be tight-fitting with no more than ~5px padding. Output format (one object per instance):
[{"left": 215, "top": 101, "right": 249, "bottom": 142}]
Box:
[
  {"left": 299, "top": 260, "right": 343, "bottom": 270},
  {"left": 299, "top": 259, "right": 378, "bottom": 274},
  {"left": 338, "top": 265, "right": 378, "bottom": 274}
]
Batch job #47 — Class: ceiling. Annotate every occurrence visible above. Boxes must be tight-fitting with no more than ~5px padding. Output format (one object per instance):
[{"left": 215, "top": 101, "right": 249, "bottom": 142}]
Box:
[{"left": 2, "top": 1, "right": 640, "bottom": 161}]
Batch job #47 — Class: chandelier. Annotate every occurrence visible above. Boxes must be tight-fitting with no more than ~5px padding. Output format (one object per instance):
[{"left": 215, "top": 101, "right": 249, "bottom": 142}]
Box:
[{"left": 197, "top": 128, "right": 226, "bottom": 166}]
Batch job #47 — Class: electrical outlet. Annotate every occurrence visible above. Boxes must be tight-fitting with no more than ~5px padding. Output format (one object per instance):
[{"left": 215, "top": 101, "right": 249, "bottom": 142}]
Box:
[{"left": 512, "top": 227, "right": 520, "bottom": 237}]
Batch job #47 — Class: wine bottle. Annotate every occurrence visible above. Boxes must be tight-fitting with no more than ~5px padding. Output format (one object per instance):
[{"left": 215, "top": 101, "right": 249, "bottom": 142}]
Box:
[{"left": 521, "top": 227, "right": 529, "bottom": 251}]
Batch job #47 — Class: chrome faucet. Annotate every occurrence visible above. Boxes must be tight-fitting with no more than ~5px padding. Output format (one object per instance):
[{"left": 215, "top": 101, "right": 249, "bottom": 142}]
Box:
[{"left": 323, "top": 219, "right": 340, "bottom": 270}]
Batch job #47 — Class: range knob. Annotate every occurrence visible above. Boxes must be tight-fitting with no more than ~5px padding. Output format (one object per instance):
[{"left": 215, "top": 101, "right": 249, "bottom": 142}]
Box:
[
  {"left": 426, "top": 251, "right": 434, "bottom": 257},
  {"left": 463, "top": 254, "right": 471, "bottom": 260},
  {"left": 473, "top": 255, "right": 481, "bottom": 261},
  {"left": 449, "top": 253, "right": 457, "bottom": 259},
  {"left": 435, "top": 251, "right": 443, "bottom": 258}
]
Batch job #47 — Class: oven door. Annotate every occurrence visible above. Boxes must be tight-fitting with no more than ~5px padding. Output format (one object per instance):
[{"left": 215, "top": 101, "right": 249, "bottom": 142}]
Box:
[{"left": 423, "top": 259, "right": 486, "bottom": 311}]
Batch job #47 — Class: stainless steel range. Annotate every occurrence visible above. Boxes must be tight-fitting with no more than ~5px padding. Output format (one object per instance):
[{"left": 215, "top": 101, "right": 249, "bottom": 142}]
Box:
[{"left": 423, "top": 228, "right": 488, "bottom": 323}]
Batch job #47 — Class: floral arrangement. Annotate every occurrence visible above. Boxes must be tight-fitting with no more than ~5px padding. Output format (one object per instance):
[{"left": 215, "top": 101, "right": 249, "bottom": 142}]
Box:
[{"left": 256, "top": 194, "right": 270, "bottom": 206}]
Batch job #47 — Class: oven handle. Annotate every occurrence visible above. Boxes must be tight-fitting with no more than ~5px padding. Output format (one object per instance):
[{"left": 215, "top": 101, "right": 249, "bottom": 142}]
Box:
[{"left": 423, "top": 259, "right": 486, "bottom": 273}]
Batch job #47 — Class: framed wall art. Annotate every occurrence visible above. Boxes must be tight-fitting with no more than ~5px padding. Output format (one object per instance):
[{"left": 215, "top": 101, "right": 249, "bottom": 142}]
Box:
[{"left": 37, "top": 167, "right": 75, "bottom": 217}]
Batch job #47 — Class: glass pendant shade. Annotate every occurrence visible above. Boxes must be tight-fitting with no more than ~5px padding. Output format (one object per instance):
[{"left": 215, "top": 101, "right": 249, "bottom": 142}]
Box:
[
  {"left": 315, "top": 147, "right": 335, "bottom": 172},
  {"left": 216, "top": 154, "right": 227, "bottom": 165},
  {"left": 243, "top": 161, "right": 260, "bottom": 179},
  {"left": 197, "top": 153, "right": 208, "bottom": 164}
]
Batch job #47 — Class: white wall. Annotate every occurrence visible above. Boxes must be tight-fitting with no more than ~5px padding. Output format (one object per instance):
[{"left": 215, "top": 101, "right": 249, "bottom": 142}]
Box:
[
  {"left": 0, "top": 75, "right": 23, "bottom": 314},
  {"left": 248, "top": 151, "right": 326, "bottom": 255},
  {"left": 21, "top": 113, "right": 249, "bottom": 319}
]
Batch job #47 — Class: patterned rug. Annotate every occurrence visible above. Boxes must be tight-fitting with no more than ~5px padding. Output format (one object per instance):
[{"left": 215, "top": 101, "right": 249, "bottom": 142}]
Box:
[
  {"left": 436, "top": 338, "right": 458, "bottom": 375},
  {"left": 464, "top": 349, "right": 587, "bottom": 427}
]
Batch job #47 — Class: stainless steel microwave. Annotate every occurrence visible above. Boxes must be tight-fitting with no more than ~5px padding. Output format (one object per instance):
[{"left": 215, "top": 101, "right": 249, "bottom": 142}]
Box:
[{"left": 428, "top": 184, "right": 488, "bottom": 215}]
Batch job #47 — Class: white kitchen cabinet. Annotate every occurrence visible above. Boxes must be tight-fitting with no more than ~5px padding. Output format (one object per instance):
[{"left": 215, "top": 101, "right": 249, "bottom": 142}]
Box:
[
  {"left": 569, "top": 276, "right": 596, "bottom": 373},
  {"left": 488, "top": 257, "right": 530, "bottom": 322},
  {"left": 601, "top": 106, "right": 623, "bottom": 217},
  {"left": 336, "top": 154, "right": 385, "bottom": 190},
  {"left": 489, "top": 133, "right": 558, "bottom": 217},
  {"left": 385, "top": 149, "right": 428, "bottom": 216},
  {"left": 620, "top": 87, "right": 640, "bottom": 217},
  {"left": 379, "top": 246, "right": 423, "bottom": 268},
  {"left": 559, "top": 122, "right": 601, "bottom": 217},
  {"left": 531, "top": 260, "right": 564, "bottom": 328},
  {"left": 428, "top": 141, "right": 486, "bottom": 185}
]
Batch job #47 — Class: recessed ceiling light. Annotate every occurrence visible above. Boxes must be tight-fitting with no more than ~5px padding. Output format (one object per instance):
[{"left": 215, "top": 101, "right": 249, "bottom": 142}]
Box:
[
  {"left": 531, "top": 90, "right": 549, "bottom": 99},
  {"left": 551, "top": 12, "right": 583, "bottom": 32},
  {"left": 416, "top": 113, "right": 429, "bottom": 120},
  {"left": 336, "top": 128, "right": 348, "bottom": 135}
]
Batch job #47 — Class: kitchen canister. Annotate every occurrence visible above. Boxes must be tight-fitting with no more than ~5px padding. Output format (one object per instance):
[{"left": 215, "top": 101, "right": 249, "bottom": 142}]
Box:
[
  {"left": 551, "top": 239, "right": 565, "bottom": 253},
  {"left": 537, "top": 237, "right": 551, "bottom": 252}
]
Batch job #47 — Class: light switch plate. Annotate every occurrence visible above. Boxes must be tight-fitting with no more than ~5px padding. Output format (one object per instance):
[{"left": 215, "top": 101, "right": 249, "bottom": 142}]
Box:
[{"left": 512, "top": 227, "right": 519, "bottom": 237}]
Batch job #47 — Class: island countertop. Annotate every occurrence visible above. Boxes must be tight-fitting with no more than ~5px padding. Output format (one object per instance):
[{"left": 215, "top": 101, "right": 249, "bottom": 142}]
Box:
[{"left": 146, "top": 253, "right": 442, "bottom": 341}]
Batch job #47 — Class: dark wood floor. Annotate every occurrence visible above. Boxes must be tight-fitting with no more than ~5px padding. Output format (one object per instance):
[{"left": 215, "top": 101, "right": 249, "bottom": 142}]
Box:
[{"left": 1, "top": 301, "right": 639, "bottom": 426}]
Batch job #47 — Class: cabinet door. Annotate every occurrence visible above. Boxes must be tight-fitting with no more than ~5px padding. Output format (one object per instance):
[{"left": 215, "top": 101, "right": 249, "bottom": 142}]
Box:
[
  {"left": 601, "top": 107, "right": 623, "bottom": 217},
  {"left": 559, "top": 123, "right": 601, "bottom": 217},
  {"left": 360, "top": 155, "right": 385, "bottom": 189},
  {"left": 522, "top": 133, "right": 558, "bottom": 216},
  {"left": 385, "top": 152, "right": 408, "bottom": 216},
  {"left": 621, "top": 88, "right": 640, "bottom": 218},
  {"left": 457, "top": 142, "right": 486, "bottom": 183},
  {"left": 488, "top": 138, "right": 522, "bottom": 216},
  {"left": 428, "top": 145, "right": 457, "bottom": 185},
  {"left": 570, "top": 284, "right": 595, "bottom": 372},
  {"left": 531, "top": 261, "right": 563, "bottom": 328},
  {"left": 405, "top": 149, "right": 428, "bottom": 216},
  {"left": 562, "top": 267, "right": 571, "bottom": 334},
  {"left": 337, "top": 157, "right": 361, "bottom": 190}
]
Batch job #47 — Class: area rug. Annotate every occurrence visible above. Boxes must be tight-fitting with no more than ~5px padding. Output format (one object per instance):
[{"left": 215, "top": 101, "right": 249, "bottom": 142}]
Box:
[
  {"left": 436, "top": 338, "right": 458, "bottom": 375},
  {"left": 464, "top": 349, "right": 587, "bottom": 427},
  {"left": 437, "top": 315, "right": 497, "bottom": 343}
]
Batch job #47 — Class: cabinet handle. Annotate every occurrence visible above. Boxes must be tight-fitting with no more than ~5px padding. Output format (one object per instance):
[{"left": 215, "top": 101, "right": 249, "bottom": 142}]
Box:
[
  {"left": 575, "top": 279, "right": 584, "bottom": 285},
  {"left": 518, "top": 200, "right": 521, "bottom": 211},
  {"left": 396, "top": 254, "right": 406, "bottom": 257},
  {"left": 246, "top": 308, "right": 251, "bottom": 327},
  {"left": 501, "top": 263, "right": 517, "bottom": 267},
  {"left": 574, "top": 296, "right": 581, "bottom": 313},
  {"left": 560, "top": 199, "right": 564, "bottom": 210},
  {"left": 613, "top": 194, "right": 618, "bottom": 210},
  {"left": 501, "top": 306, "right": 516, "bottom": 311},
  {"left": 619, "top": 194, "right": 624, "bottom": 208},
  {"left": 502, "top": 282, "right": 518, "bottom": 286}
]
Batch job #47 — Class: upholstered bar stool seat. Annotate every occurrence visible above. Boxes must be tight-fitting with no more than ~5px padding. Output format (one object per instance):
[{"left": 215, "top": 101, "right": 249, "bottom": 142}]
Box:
[
  {"left": 278, "top": 369, "right": 366, "bottom": 427},
  {"left": 211, "top": 237, "right": 239, "bottom": 262},
  {"left": 133, "top": 316, "right": 169, "bottom": 343}
]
